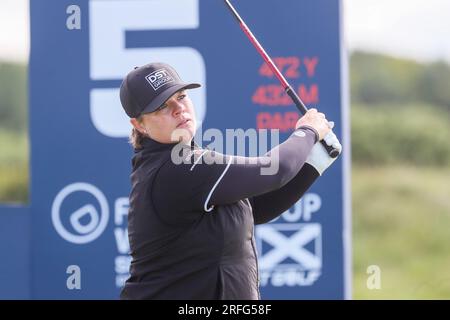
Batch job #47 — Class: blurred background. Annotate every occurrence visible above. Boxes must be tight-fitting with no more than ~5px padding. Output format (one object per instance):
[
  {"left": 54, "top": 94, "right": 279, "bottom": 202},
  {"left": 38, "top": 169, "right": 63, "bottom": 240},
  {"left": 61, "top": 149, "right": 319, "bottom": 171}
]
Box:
[{"left": 0, "top": 0, "right": 449, "bottom": 299}]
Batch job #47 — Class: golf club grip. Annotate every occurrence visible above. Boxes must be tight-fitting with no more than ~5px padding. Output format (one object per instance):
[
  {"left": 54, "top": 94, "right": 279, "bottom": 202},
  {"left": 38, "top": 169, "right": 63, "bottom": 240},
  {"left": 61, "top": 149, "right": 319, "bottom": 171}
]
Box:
[{"left": 286, "top": 88, "right": 341, "bottom": 158}]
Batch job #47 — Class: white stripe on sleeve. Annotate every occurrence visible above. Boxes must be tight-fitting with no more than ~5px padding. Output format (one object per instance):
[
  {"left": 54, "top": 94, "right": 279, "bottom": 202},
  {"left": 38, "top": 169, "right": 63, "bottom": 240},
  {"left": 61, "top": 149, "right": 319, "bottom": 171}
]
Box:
[
  {"left": 204, "top": 156, "right": 233, "bottom": 213},
  {"left": 190, "top": 149, "right": 209, "bottom": 171}
]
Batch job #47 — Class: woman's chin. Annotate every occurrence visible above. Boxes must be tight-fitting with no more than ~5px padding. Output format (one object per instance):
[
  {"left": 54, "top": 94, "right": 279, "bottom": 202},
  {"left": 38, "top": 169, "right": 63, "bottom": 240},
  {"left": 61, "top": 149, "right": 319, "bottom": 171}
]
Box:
[{"left": 171, "top": 128, "right": 194, "bottom": 144}]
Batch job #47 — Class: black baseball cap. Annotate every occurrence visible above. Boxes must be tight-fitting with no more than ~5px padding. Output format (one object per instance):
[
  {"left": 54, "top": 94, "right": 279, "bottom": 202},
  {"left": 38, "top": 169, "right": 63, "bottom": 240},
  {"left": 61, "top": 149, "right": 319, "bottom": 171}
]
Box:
[{"left": 120, "top": 62, "right": 201, "bottom": 118}]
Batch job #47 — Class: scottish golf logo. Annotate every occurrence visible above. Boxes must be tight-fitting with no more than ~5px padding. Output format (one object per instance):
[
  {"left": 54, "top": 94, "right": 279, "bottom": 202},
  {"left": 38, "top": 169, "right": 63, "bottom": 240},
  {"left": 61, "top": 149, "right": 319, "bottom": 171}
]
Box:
[
  {"left": 51, "top": 183, "right": 109, "bottom": 244},
  {"left": 256, "top": 194, "right": 323, "bottom": 287},
  {"left": 146, "top": 69, "right": 174, "bottom": 90}
]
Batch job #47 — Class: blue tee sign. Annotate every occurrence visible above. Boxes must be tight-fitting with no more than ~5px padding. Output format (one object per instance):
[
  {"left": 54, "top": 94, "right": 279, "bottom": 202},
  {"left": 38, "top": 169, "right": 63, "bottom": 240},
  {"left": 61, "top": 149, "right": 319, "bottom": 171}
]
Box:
[{"left": 30, "top": 0, "right": 350, "bottom": 299}]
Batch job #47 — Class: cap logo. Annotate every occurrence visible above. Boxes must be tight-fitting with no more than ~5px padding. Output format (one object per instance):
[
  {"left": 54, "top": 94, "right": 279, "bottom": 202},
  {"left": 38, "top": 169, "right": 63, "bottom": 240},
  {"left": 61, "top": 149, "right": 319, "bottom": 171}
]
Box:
[{"left": 145, "top": 68, "right": 174, "bottom": 90}]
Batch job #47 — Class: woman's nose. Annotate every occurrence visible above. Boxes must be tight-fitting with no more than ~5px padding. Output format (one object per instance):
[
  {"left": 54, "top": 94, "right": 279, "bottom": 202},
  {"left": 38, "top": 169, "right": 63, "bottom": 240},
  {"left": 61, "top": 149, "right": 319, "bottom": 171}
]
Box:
[{"left": 172, "top": 101, "right": 185, "bottom": 116}]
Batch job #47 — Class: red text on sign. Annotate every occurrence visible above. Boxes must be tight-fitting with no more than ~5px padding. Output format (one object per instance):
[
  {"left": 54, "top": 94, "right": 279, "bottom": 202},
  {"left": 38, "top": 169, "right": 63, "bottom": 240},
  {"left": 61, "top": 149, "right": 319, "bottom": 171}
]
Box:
[
  {"left": 258, "top": 56, "right": 319, "bottom": 79},
  {"left": 256, "top": 112, "right": 300, "bottom": 132},
  {"left": 252, "top": 84, "right": 319, "bottom": 106}
]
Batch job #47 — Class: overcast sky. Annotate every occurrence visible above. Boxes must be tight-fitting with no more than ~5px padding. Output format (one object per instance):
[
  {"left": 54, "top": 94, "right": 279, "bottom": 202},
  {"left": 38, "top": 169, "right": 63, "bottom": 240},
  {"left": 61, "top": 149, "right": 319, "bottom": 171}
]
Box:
[
  {"left": 344, "top": 0, "right": 450, "bottom": 63},
  {"left": 0, "top": 0, "right": 29, "bottom": 62},
  {"left": 1, "top": 0, "right": 450, "bottom": 63}
]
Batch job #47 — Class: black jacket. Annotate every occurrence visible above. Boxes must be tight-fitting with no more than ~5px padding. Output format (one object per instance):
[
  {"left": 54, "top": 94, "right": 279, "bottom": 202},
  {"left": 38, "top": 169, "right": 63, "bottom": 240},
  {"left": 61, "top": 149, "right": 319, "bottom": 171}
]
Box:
[{"left": 121, "top": 127, "right": 320, "bottom": 299}]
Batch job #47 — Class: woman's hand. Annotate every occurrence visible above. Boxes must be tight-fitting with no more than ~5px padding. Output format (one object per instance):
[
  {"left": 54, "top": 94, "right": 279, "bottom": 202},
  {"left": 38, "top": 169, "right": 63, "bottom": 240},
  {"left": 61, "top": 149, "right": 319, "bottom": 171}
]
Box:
[{"left": 295, "top": 108, "right": 331, "bottom": 141}]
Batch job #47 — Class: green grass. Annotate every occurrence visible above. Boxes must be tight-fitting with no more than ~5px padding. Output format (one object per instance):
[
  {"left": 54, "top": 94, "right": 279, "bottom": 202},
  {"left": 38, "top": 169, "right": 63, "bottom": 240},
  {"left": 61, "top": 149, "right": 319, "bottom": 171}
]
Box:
[
  {"left": 0, "top": 130, "right": 29, "bottom": 204},
  {"left": 352, "top": 165, "right": 450, "bottom": 299}
]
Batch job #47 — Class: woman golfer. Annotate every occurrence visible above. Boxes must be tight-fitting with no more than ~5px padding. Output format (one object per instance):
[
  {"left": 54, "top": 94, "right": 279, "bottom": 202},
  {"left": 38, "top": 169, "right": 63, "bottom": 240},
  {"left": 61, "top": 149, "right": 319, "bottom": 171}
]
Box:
[{"left": 119, "top": 62, "right": 341, "bottom": 299}]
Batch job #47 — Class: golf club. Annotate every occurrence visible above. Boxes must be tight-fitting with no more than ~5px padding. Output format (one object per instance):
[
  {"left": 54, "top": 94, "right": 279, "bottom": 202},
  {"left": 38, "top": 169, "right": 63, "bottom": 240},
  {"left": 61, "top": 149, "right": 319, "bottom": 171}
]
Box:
[{"left": 224, "top": 0, "right": 341, "bottom": 158}]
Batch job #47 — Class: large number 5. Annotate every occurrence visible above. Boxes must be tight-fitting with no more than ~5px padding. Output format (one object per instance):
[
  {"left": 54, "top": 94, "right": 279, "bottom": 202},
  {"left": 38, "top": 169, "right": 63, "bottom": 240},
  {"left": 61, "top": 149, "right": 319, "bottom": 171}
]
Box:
[{"left": 89, "top": 0, "right": 206, "bottom": 138}]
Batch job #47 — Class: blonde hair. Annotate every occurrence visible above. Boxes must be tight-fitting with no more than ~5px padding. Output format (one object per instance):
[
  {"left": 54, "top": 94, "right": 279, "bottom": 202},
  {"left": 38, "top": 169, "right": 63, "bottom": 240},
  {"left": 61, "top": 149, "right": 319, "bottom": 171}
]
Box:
[{"left": 129, "top": 116, "right": 146, "bottom": 149}]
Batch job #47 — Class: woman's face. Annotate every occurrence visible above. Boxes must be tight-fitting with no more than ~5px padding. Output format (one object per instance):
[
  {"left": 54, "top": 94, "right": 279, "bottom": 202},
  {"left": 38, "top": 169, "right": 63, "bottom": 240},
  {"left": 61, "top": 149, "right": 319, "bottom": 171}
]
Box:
[{"left": 136, "top": 90, "right": 197, "bottom": 144}]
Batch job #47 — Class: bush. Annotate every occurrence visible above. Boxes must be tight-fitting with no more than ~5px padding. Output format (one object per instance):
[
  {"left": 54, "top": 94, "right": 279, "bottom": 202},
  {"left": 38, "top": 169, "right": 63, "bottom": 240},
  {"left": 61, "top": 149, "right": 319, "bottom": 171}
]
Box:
[
  {"left": 0, "top": 62, "right": 28, "bottom": 132},
  {"left": 350, "top": 51, "right": 450, "bottom": 111},
  {"left": 0, "top": 131, "right": 29, "bottom": 204},
  {"left": 350, "top": 51, "right": 422, "bottom": 105},
  {"left": 351, "top": 103, "right": 450, "bottom": 166}
]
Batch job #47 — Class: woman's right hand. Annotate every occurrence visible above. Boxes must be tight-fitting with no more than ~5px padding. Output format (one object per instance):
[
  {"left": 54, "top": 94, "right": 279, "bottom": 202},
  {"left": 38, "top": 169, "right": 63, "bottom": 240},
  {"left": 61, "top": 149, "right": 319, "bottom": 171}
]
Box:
[{"left": 295, "top": 108, "right": 331, "bottom": 141}]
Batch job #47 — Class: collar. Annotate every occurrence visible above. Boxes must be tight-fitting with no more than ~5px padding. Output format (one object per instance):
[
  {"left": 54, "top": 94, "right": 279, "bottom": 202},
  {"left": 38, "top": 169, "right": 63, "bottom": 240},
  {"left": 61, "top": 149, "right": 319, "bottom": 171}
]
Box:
[
  {"left": 134, "top": 136, "right": 201, "bottom": 155},
  {"left": 137, "top": 136, "right": 179, "bottom": 153},
  {"left": 132, "top": 137, "right": 201, "bottom": 169}
]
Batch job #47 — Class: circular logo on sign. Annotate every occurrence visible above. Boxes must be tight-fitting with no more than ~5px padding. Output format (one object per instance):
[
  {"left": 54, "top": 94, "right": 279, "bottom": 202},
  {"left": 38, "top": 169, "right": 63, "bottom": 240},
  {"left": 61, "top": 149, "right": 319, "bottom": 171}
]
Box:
[{"left": 51, "top": 183, "right": 109, "bottom": 244}]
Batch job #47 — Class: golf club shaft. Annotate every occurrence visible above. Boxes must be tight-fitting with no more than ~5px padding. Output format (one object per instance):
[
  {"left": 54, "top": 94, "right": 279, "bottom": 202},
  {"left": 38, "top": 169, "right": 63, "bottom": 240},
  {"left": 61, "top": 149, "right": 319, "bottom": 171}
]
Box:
[{"left": 224, "top": 0, "right": 340, "bottom": 158}]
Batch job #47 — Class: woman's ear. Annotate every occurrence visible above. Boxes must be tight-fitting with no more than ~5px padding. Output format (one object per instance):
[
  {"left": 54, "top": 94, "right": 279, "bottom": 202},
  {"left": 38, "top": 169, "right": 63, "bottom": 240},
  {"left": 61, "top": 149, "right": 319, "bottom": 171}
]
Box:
[{"left": 130, "top": 118, "right": 147, "bottom": 134}]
